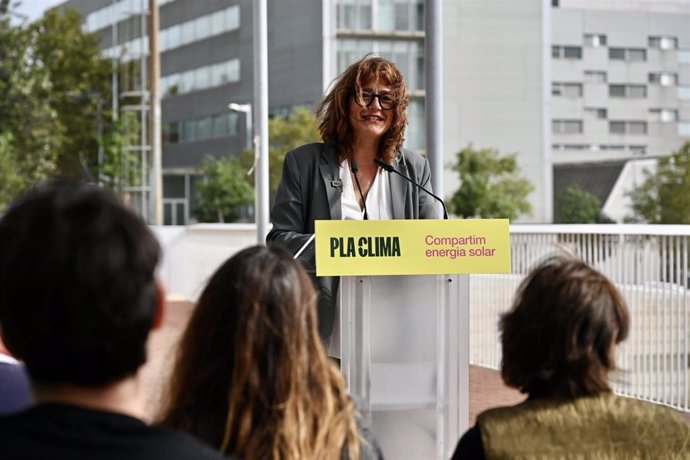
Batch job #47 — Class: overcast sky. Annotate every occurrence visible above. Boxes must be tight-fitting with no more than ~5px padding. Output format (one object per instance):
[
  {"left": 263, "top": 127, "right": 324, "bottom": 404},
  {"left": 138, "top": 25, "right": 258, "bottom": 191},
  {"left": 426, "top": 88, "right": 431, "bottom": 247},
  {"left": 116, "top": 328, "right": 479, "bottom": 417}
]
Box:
[{"left": 12, "top": 0, "right": 64, "bottom": 22}]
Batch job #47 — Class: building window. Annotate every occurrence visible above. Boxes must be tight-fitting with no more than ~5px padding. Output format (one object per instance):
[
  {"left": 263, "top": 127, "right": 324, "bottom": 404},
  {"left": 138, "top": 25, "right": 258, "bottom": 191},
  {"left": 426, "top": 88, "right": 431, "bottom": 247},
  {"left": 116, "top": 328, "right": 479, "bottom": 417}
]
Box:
[
  {"left": 649, "top": 36, "right": 678, "bottom": 50},
  {"left": 163, "top": 112, "right": 240, "bottom": 146},
  {"left": 609, "top": 121, "right": 648, "bottom": 135},
  {"left": 552, "top": 119, "right": 583, "bottom": 134},
  {"left": 649, "top": 72, "right": 678, "bottom": 86},
  {"left": 162, "top": 122, "right": 179, "bottom": 145},
  {"left": 161, "top": 59, "right": 241, "bottom": 97},
  {"left": 600, "top": 145, "right": 625, "bottom": 151},
  {"left": 679, "top": 123, "right": 690, "bottom": 137},
  {"left": 377, "top": 0, "right": 425, "bottom": 32},
  {"left": 609, "top": 84, "right": 646, "bottom": 98},
  {"left": 584, "top": 34, "right": 607, "bottom": 47},
  {"left": 552, "top": 45, "right": 582, "bottom": 60},
  {"left": 552, "top": 82, "right": 583, "bottom": 97},
  {"left": 609, "top": 48, "right": 646, "bottom": 62},
  {"left": 585, "top": 108, "right": 607, "bottom": 119},
  {"left": 649, "top": 108, "right": 679, "bottom": 122},
  {"left": 584, "top": 71, "right": 607, "bottom": 83},
  {"left": 337, "top": 0, "right": 372, "bottom": 30},
  {"left": 103, "top": 5, "right": 241, "bottom": 61}
]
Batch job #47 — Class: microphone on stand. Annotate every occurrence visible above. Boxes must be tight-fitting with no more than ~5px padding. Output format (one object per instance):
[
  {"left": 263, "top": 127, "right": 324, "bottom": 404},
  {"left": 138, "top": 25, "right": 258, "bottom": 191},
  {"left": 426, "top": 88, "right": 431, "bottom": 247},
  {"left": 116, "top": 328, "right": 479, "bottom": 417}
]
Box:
[
  {"left": 374, "top": 158, "right": 449, "bottom": 220},
  {"left": 351, "top": 159, "right": 369, "bottom": 220}
]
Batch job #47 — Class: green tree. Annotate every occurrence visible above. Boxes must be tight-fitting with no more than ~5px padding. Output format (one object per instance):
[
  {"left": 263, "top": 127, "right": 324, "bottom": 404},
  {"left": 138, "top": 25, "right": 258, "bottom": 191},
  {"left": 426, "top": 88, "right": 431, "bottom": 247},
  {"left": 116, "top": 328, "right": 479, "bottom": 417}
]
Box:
[
  {"left": 0, "top": 133, "right": 27, "bottom": 210},
  {"left": 448, "top": 145, "right": 533, "bottom": 220},
  {"left": 0, "top": 11, "right": 61, "bottom": 203},
  {"left": 0, "top": 6, "right": 125, "bottom": 211},
  {"left": 241, "top": 106, "right": 320, "bottom": 201},
  {"left": 32, "top": 9, "right": 115, "bottom": 178},
  {"left": 101, "top": 111, "right": 143, "bottom": 192},
  {"left": 555, "top": 185, "right": 602, "bottom": 223},
  {"left": 628, "top": 141, "right": 690, "bottom": 224},
  {"left": 194, "top": 155, "right": 254, "bottom": 223}
]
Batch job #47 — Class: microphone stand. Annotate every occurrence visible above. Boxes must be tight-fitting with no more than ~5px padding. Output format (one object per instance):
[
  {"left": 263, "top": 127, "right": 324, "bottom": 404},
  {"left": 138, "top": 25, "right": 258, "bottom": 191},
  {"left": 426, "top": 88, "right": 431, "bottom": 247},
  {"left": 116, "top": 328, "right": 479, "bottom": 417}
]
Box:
[
  {"left": 351, "top": 158, "right": 369, "bottom": 220},
  {"left": 374, "top": 158, "right": 449, "bottom": 219}
]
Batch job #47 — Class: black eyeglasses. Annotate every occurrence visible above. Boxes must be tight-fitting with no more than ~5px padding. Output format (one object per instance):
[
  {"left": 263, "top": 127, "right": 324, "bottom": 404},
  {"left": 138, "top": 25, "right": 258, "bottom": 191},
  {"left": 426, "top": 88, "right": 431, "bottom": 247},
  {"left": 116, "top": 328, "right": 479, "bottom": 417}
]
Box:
[{"left": 353, "top": 91, "right": 396, "bottom": 110}]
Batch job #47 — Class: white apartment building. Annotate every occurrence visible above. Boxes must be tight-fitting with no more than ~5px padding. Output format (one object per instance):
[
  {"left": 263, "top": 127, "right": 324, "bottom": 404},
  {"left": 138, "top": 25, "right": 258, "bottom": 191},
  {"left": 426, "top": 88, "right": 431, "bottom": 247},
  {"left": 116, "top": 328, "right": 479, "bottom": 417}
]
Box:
[{"left": 443, "top": 0, "right": 690, "bottom": 222}]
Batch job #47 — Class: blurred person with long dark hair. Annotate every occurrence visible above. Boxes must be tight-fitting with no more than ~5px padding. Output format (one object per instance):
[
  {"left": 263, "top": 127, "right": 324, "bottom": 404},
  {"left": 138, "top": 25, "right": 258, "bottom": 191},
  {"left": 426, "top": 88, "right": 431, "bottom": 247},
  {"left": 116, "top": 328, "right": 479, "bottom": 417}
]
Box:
[
  {"left": 452, "top": 255, "right": 690, "bottom": 459},
  {"left": 158, "top": 245, "right": 382, "bottom": 460}
]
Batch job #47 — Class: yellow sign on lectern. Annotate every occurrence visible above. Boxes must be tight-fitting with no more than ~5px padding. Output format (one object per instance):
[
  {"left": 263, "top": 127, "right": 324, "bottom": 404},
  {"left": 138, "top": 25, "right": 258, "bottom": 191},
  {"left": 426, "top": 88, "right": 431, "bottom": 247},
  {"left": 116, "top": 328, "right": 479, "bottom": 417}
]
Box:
[{"left": 315, "top": 219, "right": 510, "bottom": 276}]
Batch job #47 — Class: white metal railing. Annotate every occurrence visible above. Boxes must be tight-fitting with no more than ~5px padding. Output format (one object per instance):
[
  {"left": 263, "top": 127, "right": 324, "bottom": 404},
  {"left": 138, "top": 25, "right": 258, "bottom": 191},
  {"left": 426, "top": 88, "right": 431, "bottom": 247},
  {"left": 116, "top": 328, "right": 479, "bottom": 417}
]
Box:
[
  {"left": 152, "top": 223, "right": 258, "bottom": 301},
  {"left": 151, "top": 223, "right": 690, "bottom": 412},
  {"left": 470, "top": 224, "right": 690, "bottom": 412}
]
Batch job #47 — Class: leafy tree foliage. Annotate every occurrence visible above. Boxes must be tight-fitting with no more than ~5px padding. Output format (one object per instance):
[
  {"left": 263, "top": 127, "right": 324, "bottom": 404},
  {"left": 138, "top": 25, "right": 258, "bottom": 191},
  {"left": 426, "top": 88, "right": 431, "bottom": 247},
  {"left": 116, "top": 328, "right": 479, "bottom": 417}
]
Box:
[
  {"left": 0, "top": 133, "right": 27, "bottom": 210},
  {"left": 628, "top": 141, "right": 690, "bottom": 224},
  {"left": 194, "top": 108, "right": 319, "bottom": 222},
  {"left": 0, "top": 13, "right": 61, "bottom": 208},
  {"left": 194, "top": 155, "right": 254, "bottom": 223},
  {"left": 0, "top": 7, "right": 123, "bottom": 210},
  {"left": 241, "top": 106, "right": 320, "bottom": 202},
  {"left": 33, "top": 9, "right": 114, "bottom": 178},
  {"left": 448, "top": 145, "right": 533, "bottom": 220},
  {"left": 555, "top": 185, "right": 602, "bottom": 223}
]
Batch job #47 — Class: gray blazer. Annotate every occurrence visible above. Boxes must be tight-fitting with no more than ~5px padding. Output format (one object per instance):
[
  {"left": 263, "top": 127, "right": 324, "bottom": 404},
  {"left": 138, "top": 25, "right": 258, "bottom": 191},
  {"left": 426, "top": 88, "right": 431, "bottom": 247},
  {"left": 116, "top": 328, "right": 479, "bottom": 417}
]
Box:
[{"left": 266, "top": 142, "right": 440, "bottom": 339}]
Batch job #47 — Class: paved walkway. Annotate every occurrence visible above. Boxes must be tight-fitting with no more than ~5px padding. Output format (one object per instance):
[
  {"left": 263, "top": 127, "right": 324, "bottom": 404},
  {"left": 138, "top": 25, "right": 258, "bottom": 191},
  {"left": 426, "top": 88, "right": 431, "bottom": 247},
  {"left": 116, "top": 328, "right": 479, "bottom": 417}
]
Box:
[{"left": 142, "top": 301, "right": 687, "bottom": 425}]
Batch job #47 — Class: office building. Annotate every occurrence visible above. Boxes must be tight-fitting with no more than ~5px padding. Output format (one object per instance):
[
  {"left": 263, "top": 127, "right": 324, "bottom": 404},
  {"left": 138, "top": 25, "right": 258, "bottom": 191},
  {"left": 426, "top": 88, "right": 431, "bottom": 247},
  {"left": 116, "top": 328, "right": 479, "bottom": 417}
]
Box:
[
  {"left": 56, "top": 0, "right": 426, "bottom": 224},
  {"left": 56, "top": 0, "right": 690, "bottom": 223},
  {"left": 443, "top": 0, "right": 690, "bottom": 222}
]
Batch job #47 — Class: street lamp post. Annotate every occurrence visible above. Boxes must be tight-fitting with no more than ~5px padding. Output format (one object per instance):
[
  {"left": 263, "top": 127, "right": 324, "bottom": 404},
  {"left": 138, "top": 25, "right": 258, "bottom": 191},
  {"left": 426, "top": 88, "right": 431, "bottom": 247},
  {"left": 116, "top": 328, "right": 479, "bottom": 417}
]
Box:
[
  {"left": 229, "top": 102, "right": 264, "bottom": 238},
  {"left": 228, "top": 103, "right": 253, "bottom": 153}
]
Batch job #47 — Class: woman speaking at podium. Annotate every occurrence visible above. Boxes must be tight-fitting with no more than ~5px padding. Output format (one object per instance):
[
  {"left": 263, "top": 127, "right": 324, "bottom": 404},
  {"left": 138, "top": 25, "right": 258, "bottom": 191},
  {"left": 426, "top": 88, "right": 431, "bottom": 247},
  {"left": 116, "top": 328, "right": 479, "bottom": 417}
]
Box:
[{"left": 267, "top": 56, "right": 440, "bottom": 350}]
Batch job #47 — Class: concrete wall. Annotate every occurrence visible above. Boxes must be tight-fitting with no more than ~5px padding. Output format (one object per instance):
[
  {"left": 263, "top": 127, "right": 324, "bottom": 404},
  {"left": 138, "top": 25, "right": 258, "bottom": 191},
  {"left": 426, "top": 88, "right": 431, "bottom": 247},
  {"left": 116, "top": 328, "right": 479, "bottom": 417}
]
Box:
[{"left": 443, "top": 0, "right": 548, "bottom": 222}]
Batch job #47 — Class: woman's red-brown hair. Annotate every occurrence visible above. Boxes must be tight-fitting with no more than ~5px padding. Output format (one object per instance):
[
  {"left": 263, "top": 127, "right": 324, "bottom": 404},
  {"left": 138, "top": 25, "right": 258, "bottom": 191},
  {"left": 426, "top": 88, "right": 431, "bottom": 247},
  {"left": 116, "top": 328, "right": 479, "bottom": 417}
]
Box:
[{"left": 316, "top": 55, "right": 409, "bottom": 163}]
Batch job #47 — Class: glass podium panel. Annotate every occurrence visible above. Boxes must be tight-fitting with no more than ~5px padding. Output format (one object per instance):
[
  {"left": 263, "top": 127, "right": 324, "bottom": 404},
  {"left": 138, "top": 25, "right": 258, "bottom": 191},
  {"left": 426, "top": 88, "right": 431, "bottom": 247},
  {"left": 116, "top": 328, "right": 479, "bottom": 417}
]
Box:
[{"left": 340, "top": 274, "right": 469, "bottom": 460}]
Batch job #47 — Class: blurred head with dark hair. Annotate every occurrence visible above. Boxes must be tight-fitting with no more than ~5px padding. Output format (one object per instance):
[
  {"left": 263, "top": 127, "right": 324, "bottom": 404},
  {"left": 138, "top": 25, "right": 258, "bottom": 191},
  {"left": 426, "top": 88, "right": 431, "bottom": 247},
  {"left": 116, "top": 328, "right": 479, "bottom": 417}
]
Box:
[
  {"left": 0, "top": 179, "right": 161, "bottom": 386},
  {"left": 500, "top": 255, "right": 630, "bottom": 399}
]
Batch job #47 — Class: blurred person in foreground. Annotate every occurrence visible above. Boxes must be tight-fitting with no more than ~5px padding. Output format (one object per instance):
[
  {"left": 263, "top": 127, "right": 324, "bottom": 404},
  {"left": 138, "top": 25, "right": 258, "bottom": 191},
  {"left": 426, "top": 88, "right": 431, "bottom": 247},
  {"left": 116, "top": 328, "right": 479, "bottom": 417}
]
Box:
[
  {"left": 452, "top": 255, "right": 690, "bottom": 459},
  {"left": 158, "top": 245, "right": 383, "bottom": 460},
  {"left": 267, "top": 56, "right": 440, "bottom": 350},
  {"left": 0, "top": 337, "right": 31, "bottom": 415},
  {"left": 0, "top": 180, "right": 227, "bottom": 460}
]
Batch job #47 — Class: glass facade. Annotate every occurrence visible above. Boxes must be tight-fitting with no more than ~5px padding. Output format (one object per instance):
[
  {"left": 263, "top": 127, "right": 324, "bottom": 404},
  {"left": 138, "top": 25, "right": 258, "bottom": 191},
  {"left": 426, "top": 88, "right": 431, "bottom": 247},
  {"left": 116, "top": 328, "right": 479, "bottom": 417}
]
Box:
[
  {"left": 160, "top": 59, "right": 240, "bottom": 96},
  {"left": 336, "top": 0, "right": 426, "bottom": 152},
  {"left": 337, "top": 0, "right": 423, "bottom": 32},
  {"left": 85, "top": 0, "right": 178, "bottom": 32},
  {"left": 102, "top": 5, "right": 240, "bottom": 61},
  {"left": 163, "top": 112, "right": 239, "bottom": 145}
]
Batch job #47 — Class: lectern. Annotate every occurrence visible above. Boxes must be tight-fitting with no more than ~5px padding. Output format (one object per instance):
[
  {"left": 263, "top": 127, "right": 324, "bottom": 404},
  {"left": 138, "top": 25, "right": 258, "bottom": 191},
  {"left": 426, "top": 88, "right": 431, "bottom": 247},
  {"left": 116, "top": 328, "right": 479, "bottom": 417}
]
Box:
[
  {"left": 315, "top": 218, "right": 510, "bottom": 460},
  {"left": 339, "top": 274, "right": 468, "bottom": 459}
]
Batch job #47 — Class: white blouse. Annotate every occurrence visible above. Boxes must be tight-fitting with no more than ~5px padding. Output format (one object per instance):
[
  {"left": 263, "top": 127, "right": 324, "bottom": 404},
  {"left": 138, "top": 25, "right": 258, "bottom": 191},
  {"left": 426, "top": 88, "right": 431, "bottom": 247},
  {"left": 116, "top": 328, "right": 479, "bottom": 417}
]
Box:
[
  {"left": 339, "top": 159, "right": 393, "bottom": 221},
  {"left": 329, "top": 159, "right": 393, "bottom": 357}
]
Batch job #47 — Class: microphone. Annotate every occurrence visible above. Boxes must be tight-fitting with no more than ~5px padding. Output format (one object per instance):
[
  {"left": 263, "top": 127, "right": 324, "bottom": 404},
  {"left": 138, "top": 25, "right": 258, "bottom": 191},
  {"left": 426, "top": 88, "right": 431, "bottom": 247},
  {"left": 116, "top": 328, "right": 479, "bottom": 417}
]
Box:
[
  {"left": 351, "top": 158, "right": 369, "bottom": 220},
  {"left": 374, "top": 158, "right": 449, "bottom": 219}
]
